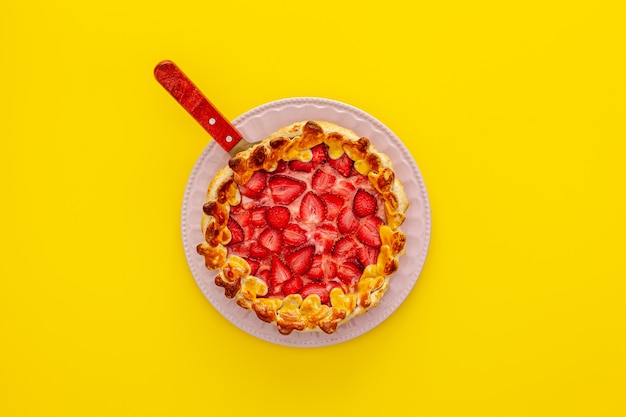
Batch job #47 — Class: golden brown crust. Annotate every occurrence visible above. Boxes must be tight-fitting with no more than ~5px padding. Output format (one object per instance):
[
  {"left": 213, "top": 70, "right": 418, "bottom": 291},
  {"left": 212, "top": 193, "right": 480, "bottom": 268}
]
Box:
[{"left": 196, "top": 121, "right": 408, "bottom": 334}]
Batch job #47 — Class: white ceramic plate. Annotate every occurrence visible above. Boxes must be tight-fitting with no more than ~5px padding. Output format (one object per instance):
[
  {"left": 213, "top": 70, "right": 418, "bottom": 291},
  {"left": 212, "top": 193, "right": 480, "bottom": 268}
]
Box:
[{"left": 181, "top": 97, "right": 431, "bottom": 347}]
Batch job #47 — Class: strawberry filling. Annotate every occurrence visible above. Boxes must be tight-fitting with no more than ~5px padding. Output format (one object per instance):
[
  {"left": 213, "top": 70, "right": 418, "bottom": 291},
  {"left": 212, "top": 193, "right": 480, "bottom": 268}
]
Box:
[{"left": 226, "top": 144, "right": 385, "bottom": 306}]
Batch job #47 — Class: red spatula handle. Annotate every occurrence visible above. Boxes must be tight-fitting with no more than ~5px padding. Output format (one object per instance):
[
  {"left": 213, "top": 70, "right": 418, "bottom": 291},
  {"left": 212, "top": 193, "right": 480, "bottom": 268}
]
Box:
[{"left": 154, "top": 60, "right": 243, "bottom": 152}]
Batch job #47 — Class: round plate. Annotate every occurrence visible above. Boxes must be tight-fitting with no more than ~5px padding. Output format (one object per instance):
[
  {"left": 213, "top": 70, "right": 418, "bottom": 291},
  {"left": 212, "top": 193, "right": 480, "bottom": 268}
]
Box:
[{"left": 181, "top": 97, "right": 431, "bottom": 347}]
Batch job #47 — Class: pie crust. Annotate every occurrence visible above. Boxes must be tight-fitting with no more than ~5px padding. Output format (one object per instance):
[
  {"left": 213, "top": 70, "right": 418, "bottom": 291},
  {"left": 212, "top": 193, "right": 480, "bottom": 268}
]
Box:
[{"left": 196, "top": 121, "right": 408, "bottom": 334}]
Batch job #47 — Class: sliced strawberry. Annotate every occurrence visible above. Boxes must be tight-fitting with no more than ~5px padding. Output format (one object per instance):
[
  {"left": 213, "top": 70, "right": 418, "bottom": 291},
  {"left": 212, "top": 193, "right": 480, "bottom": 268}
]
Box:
[
  {"left": 328, "top": 153, "right": 353, "bottom": 177},
  {"left": 243, "top": 224, "right": 256, "bottom": 240},
  {"left": 300, "top": 255, "right": 338, "bottom": 281},
  {"left": 281, "top": 277, "right": 304, "bottom": 295},
  {"left": 332, "top": 179, "right": 356, "bottom": 200},
  {"left": 250, "top": 206, "right": 267, "bottom": 227},
  {"left": 266, "top": 206, "right": 291, "bottom": 229},
  {"left": 239, "top": 170, "right": 266, "bottom": 198},
  {"left": 268, "top": 175, "right": 306, "bottom": 204},
  {"left": 311, "top": 144, "right": 328, "bottom": 163},
  {"left": 274, "top": 160, "right": 288, "bottom": 173},
  {"left": 338, "top": 261, "right": 363, "bottom": 286},
  {"left": 238, "top": 185, "right": 257, "bottom": 199},
  {"left": 226, "top": 243, "right": 246, "bottom": 259},
  {"left": 244, "top": 258, "right": 260, "bottom": 275},
  {"left": 311, "top": 169, "right": 336, "bottom": 192},
  {"left": 288, "top": 159, "right": 315, "bottom": 172},
  {"left": 299, "top": 191, "right": 326, "bottom": 224},
  {"left": 229, "top": 202, "right": 243, "bottom": 216},
  {"left": 320, "top": 193, "right": 344, "bottom": 221},
  {"left": 337, "top": 206, "right": 359, "bottom": 234},
  {"left": 226, "top": 217, "right": 244, "bottom": 245},
  {"left": 316, "top": 222, "right": 339, "bottom": 236},
  {"left": 259, "top": 228, "right": 283, "bottom": 253},
  {"left": 283, "top": 223, "right": 308, "bottom": 246},
  {"left": 269, "top": 255, "right": 292, "bottom": 292},
  {"left": 332, "top": 236, "right": 358, "bottom": 258},
  {"left": 353, "top": 188, "right": 378, "bottom": 218},
  {"left": 286, "top": 245, "right": 315, "bottom": 275},
  {"left": 314, "top": 223, "right": 339, "bottom": 254},
  {"left": 230, "top": 205, "right": 251, "bottom": 227},
  {"left": 357, "top": 216, "right": 384, "bottom": 248},
  {"left": 308, "top": 255, "right": 323, "bottom": 280},
  {"left": 357, "top": 245, "right": 380, "bottom": 267},
  {"left": 249, "top": 242, "right": 270, "bottom": 260},
  {"left": 299, "top": 283, "right": 330, "bottom": 305},
  {"left": 323, "top": 258, "right": 338, "bottom": 281},
  {"left": 257, "top": 268, "right": 270, "bottom": 284}
]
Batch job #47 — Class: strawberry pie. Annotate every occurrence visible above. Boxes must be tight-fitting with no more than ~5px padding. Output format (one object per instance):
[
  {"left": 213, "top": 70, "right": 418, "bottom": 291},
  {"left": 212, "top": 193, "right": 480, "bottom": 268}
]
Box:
[{"left": 196, "top": 121, "right": 408, "bottom": 334}]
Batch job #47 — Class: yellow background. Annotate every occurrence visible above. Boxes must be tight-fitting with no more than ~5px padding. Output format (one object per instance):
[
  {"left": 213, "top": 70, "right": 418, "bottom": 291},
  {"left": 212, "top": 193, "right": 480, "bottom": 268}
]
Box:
[{"left": 1, "top": 0, "right": 625, "bottom": 415}]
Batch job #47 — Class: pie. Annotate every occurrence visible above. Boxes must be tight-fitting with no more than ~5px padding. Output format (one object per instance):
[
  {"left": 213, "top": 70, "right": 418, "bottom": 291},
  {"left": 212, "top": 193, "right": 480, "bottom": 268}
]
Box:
[{"left": 196, "top": 120, "right": 408, "bottom": 334}]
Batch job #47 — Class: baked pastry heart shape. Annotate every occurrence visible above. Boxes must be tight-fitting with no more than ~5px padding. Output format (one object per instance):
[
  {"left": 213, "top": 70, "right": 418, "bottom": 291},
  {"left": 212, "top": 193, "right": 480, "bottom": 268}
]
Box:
[{"left": 196, "top": 121, "right": 408, "bottom": 335}]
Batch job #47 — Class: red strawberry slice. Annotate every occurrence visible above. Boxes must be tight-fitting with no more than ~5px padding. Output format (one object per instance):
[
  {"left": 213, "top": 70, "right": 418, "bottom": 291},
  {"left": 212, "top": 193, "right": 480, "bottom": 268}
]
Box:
[
  {"left": 337, "top": 206, "right": 359, "bottom": 234},
  {"left": 299, "top": 191, "right": 326, "bottom": 224},
  {"left": 268, "top": 175, "right": 306, "bottom": 204},
  {"left": 323, "top": 258, "right": 338, "bottom": 281},
  {"left": 315, "top": 222, "right": 339, "bottom": 236},
  {"left": 308, "top": 255, "right": 323, "bottom": 280},
  {"left": 353, "top": 188, "right": 377, "bottom": 218},
  {"left": 299, "top": 283, "right": 330, "bottom": 305},
  {"left": 266, "top": 206, "right": 291, "bottom": 229},
  {"left": 283, "top": 223, "right": 308, "bottom": 246},
  {"left": 332, "top": 179, "right": 356, "bottom": 200},
  {"left": 286, "top": 245, "right": 315, "bottom": 275},
  {"left": 332, "top": 236, "right": 358, "bottom": 258},
  {"left": 328, "top": 153, "right": 353, "bottom": 177},
  {"left": 314, "top": 223, "right": 339, "bottom": 254},
  {"left": 357, "top": 245, "right": 380, "bottom": 267},
  {"left": 308, "top": 256, "right": 338, "bottom": 281},
  {"left": 248, "top": 242, "right": 270, "bottom": 260},
  {"left": 226, "top": 217, "right": 244, "bottom": 245},
  {"left": 281, "top": 277, "right": 304, "bottom": 295},
  {"left": 274, "top": 160, "right": 288, "bottom": 173},
  {"left": 227, "top": 244, "right": 246, "bottom": 259},
  {"left": 338, "top": 261, "right": 363, "bottom": 286},
  {"left": 257, "top": 268, "right": 270, "bottom": 284},
  {"left": 244, "top": 258, "right": 260, "bottom": 275},
  {"left": 230, "top": 205, "right": 251, "bottom": 227},
  {"left": 288, "top": 159, "right": 315, "bottom": 172},
  {"left": 238, "top": 186, "right": 259, "bottom": 200},
  {"left": 269, "top": 255, "right": 292, "bottom": 291},
  {"left": 239, "top": 171, "right": 266, "bottom": 198},
  {"left": 357, "top": 216, "right": 384, "bottom": 248},
  {"left": 259, "top": 228, "right": 283, "bottom": 253},
  {"left": 243, "top": 224, "right": 256, "bottom": 240},
  {"left": 250, "top": 206, "right": 267, "bottom": 227},
  {"left": 311, "top": 144, "right": 328, "bottom": 163},
  {"left": 311, "top": 169, "right": 336, "bottom": 192},
  {"left": 229, "top": 203, "right": 244, "bottom": 217},
  {"left": 320, "top": 193, "right": 344, "bottom": 221}
]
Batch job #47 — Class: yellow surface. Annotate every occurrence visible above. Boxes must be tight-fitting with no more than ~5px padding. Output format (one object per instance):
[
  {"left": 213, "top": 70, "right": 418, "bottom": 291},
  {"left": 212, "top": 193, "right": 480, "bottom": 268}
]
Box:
[{"left": 1, "top": 0, "right": 625, "bottom": 415}]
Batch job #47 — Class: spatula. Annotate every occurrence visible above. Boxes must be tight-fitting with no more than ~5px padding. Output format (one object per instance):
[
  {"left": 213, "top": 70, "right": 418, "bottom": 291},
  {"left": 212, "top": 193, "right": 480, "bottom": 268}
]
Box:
[{"left": 154, "top": 60, "right": 258, "bottom": 156}]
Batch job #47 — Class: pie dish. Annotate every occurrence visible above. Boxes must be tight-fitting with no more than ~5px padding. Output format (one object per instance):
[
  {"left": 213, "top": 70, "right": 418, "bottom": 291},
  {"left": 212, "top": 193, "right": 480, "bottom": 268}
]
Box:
[{"left": 182, "top": 98, "right": 430, "bottom": 346}]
